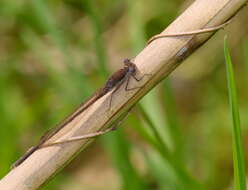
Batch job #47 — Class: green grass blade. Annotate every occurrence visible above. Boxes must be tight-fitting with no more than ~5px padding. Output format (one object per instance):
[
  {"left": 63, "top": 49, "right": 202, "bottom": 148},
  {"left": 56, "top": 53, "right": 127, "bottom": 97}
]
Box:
[
  {"left": 224, "top": 36, "right": 246, "bottom": 190},
  {"left": 162, "top": 79, "right": 184, "bottom": 161},
  {"left": 103, "top": 130, "right": 149, "bottom": 190},
  {"left": 82, "top": 0, "right": 108, "bottom": 78},
  {"left": 137, "top": 105, "right": 206, "bottom": 190},
  {"left": 137, "top": 104, "right": 171, "bottom": 156}
]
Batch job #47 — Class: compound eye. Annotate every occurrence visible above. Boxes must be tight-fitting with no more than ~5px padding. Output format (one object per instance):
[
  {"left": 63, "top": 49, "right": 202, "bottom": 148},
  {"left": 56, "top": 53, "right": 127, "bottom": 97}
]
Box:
[{"left": 123, "top": 58, "right": 130, "bottom": 65}]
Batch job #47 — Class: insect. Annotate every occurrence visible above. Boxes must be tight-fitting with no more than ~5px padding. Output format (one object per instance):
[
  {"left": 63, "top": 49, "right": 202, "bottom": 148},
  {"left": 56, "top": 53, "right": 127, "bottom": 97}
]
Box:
[
  {"left": 37, "top": 59, "right": 151, "bottom": 148},
  {"left": 12, "top": 59, "right": 149, "bottom": 168}
]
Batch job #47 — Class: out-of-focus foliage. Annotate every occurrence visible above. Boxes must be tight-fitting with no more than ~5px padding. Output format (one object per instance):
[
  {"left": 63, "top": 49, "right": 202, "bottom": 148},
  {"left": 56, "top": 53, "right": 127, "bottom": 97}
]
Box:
[{"left": 0, "top": 0, "right": 247, "bottom": 190}]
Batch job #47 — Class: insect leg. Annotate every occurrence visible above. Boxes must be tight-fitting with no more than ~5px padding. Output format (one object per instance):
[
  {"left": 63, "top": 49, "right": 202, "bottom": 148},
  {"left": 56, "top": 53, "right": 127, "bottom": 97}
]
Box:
[{"left": 125, "top": 73, "right": 152, "bottom": 91}]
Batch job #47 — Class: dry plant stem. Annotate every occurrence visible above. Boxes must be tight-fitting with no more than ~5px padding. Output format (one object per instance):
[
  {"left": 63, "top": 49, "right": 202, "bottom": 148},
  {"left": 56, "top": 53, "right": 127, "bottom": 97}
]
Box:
[
  {"left": 0, "top": 0, "right": 247, "bottom": 190},
  {"left": 10, "top": 20, "right": 225, "bottom": 151},
  {"left": 11, "top": 10, "right": 230, "bottom": 155}
]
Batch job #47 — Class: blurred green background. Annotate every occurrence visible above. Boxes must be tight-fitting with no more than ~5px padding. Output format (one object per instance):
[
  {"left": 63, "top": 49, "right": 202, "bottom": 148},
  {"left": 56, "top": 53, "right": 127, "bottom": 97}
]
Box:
[{"left": 0, "top": 0, "right": 247, "bottom": 190}]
